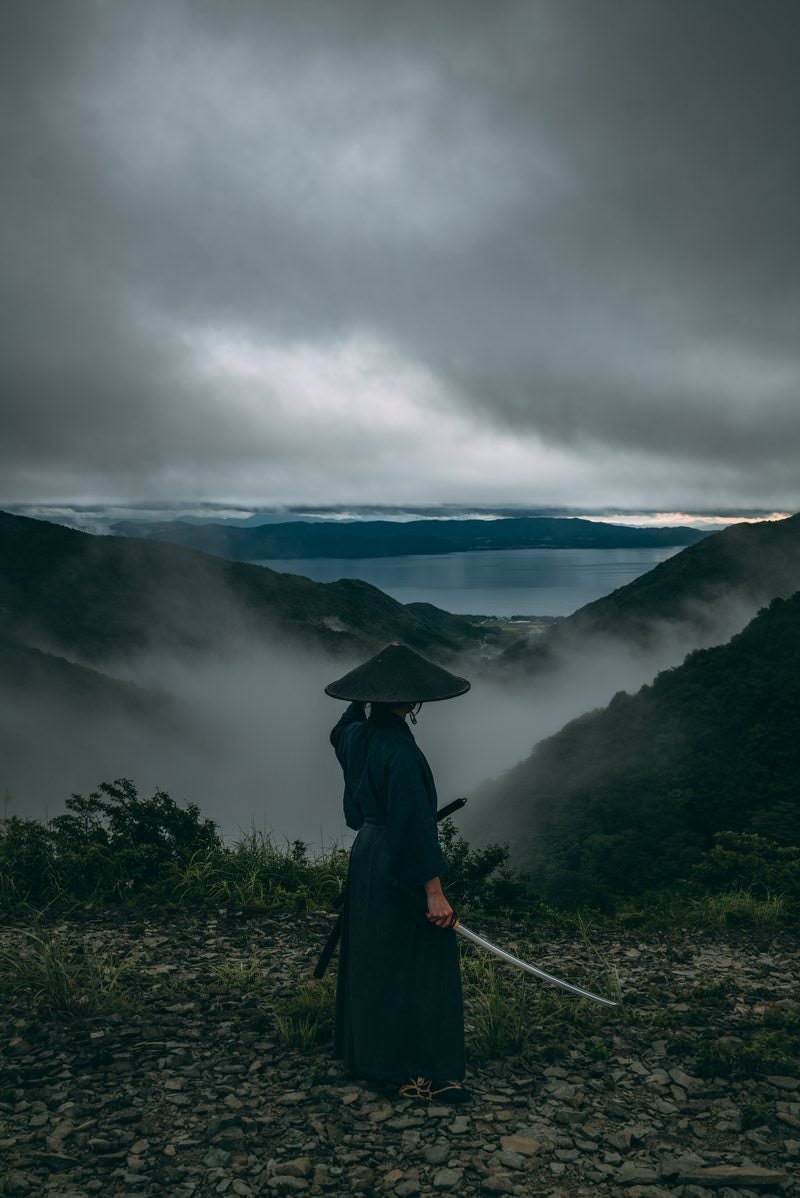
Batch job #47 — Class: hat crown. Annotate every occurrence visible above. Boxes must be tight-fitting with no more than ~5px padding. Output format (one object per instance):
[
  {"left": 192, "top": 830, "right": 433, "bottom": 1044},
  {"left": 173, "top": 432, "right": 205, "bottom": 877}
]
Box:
[{"left": 324, "top": 643, "right": 470, "bottom": 704}]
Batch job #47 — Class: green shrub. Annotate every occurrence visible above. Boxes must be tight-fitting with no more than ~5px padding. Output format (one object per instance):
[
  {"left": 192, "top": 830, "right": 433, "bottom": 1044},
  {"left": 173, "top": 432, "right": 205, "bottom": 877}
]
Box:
[
  {"left": 0, "top": 816, "right": 60, "bottom": 907},
  {"left": 0, "top": 779, "right": 220, "bottom": 908},
  {"left": 438, "top": 820, "right": 542, "bottom": 916},
  {"left": 690, "top": 832, "right": 800, "bottom": 902}
]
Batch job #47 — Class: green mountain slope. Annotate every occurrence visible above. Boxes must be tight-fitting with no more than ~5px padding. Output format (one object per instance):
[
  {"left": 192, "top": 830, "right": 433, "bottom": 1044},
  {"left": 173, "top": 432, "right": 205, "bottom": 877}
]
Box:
[
  {"left": 501, "top": 513, "right": 800, "bottom": 672},
  {"left": 473, "top": 592, "right": 800, "bottom": 908},
  {"left": 110, "top": 515, "right": 706, "bottom": 561},
  {"left": 0, "top": 511, "right": 487, "bottom": 665}
]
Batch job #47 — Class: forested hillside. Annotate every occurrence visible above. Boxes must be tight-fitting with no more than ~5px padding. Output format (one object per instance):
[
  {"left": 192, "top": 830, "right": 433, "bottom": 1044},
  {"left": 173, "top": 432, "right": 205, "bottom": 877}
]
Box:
[
  {"left": 502, "top": 513, "right": 800, "bottom": 673},
  {"left": 0, "top": 511, "right": 488, "bottom": 665},
  {"left": 474, "top": 592, "right": 800, "bottom": 908}
]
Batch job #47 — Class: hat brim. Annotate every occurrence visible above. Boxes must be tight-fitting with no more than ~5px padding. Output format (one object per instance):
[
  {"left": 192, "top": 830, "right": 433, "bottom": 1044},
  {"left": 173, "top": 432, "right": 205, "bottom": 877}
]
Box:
[{"left": 324, "top": 642, "right": 471, "bottom": 704}]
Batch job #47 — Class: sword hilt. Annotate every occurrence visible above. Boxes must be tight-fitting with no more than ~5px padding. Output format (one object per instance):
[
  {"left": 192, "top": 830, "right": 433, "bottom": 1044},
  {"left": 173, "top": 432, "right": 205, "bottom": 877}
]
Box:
[{"left": 436, "top": 797, "right": 467, "bottom": 822}]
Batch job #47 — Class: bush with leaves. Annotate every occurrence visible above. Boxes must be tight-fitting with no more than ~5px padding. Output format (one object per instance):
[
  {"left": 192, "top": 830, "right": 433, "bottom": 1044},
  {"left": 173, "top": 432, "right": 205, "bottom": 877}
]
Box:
[
  {"left": 437, "top": 819, "right": 542, "bottom": 916},
  {"left": 1, "top": 778, "right": 220, "bottom": 907},
  {"left": 690, "top": 831, "right": 800, "bottom": 904},
  {"left": 0, "top": 816, "right": 59, "bottom": 907}
]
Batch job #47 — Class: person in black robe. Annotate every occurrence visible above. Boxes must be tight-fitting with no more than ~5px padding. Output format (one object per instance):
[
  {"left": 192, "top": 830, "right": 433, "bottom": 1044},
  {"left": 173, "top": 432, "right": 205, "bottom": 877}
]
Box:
[{"left": 325, "top": 643, "right": 471, "bottom": 1103}]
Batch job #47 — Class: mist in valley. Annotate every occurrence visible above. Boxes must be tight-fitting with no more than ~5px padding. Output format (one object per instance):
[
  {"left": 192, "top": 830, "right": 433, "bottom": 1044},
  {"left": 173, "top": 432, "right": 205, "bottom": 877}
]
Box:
[{"left": 1, "top": 565, "right": 767, "bottom": 851}]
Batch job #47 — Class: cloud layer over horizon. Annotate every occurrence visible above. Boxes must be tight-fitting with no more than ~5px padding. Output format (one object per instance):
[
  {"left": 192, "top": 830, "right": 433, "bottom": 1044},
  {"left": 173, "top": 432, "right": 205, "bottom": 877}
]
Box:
[{"left": 2, "top": 1, "right": 798, "bottom": 511}]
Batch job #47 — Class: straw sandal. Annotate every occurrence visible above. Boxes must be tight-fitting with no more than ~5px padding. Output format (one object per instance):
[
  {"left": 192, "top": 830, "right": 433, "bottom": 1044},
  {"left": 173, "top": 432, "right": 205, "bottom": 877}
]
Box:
[{"left": 398, "top": 1076, "right": 472, "bottom": 1104}]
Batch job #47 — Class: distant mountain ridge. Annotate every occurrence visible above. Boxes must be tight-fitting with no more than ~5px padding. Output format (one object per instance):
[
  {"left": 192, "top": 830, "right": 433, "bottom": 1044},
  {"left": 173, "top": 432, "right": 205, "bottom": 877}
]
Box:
[
  {"left": 471, "top": 590, "right": 800, "bottom": 908},
  {"left": 109, "top": 515, "right": 707, "bottom": 561}
]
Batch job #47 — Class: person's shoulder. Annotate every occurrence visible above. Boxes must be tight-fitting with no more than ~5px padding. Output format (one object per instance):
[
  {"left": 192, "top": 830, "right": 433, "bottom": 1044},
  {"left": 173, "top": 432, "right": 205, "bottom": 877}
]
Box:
[{"left": 380, "top": 729, "right": 425, "bottom": 768}]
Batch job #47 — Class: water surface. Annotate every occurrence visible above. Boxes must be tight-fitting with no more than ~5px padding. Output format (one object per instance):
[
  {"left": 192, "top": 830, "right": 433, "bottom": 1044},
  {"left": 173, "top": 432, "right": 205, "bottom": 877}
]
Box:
[{"left": 253, "top": 546, "right": 682, "bottom": 616}]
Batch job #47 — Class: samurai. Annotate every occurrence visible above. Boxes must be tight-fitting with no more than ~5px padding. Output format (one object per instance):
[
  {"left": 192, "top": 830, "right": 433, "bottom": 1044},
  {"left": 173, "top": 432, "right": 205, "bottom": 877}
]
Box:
[{"left": 325, "top": 642, "right": 472, "bottom": 1104}]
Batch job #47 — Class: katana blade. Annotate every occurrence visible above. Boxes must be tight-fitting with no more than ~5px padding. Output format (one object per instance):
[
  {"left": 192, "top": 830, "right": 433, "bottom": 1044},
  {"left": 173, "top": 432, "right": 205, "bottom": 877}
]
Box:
[{"left": 454, "top": 921, "right": 618, "bottom": 1007}]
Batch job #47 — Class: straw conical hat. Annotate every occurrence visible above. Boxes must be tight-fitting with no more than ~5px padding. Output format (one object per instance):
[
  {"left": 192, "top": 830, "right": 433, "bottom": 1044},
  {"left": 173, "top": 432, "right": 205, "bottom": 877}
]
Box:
[{"left": 324, "top": 642, "right": 470, "bottom": 704}]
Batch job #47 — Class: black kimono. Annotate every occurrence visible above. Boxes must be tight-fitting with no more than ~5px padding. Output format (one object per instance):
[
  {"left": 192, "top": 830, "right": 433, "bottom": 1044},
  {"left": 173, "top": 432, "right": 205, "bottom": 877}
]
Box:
[{"left": 330, "top": 702, "right": 464, "bottom": 1083}]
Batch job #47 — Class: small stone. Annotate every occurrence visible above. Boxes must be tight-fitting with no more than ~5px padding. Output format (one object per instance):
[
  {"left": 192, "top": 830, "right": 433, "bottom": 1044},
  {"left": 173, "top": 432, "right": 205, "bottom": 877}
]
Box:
[
  {"left": 605, "top": 1101, "right": 629, "bottom": 1119},
  {"left": 394, "top": 1183, "right": 421, "bottom": 1198},
  {"left": 606, "top": 1130, "right": 634, "bottom": 1151},
  {"left": 109, "top": 1108, "right": 141, "bottom": 1124},
  {"left": 424, "top": 1145, "right": 450, "bottom": 1164},
  {"left": 618, "top": 1163, "right": 659, "bottom": 1184},
  {"left": 433, "top": 1168, "right": 463, "bottom": 1188},
  {"left": 275, "top": 1158, "right": 312, "bottom": 1179},
  {"left": 87, "top": 1137, "right": 118, "bottom": 1154},
  {"left": 214, "top": 1125, "right": 245, "bottom": 1144},
  {"left": 204, "top": 1149, "right": 231, "bottom": 1168},
  {"left": 348, "top": 1165, "right": 375, "bottom": 1187},
  {"left": 660, "top": 1152, "right": 705, "bottom": 1178},
  {"left": 680, "top": 1165, "right": 789, "bottom": 1188},
  {"left": 500, "top": 1133, "right": 543, "bottom": 1156},
  {"left": 669, "top": 1067, "right": 699, "bottom": 1090},
  {"left": 481, "top": 1178, "right": 515, "bottom": 1195},
  {"left": 497, "top": 1150, "right": 524, "bottom": 1170}
]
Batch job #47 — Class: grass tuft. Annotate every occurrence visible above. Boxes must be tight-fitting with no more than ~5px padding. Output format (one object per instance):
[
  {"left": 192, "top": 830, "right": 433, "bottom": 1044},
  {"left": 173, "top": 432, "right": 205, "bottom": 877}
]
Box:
[
  {"left": 0, "top": 928, "right": 134, "bottom": 1016},
  {"left": 273, "top": 975, "right": 336, "bottom": 1051}
]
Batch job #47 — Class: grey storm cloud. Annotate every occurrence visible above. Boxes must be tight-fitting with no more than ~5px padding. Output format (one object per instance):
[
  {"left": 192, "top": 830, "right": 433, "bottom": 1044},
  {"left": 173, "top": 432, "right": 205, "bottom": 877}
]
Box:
[{"left": 1, "top": 0, "right": 799, "bottom": 509}]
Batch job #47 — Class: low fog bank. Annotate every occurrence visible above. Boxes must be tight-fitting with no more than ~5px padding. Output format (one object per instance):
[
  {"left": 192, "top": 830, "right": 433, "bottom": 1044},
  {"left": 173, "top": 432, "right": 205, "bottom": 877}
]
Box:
[
  {"left": 1, "top": 641, "right": 351, "bottom": 848},
  {"left": 1, "top": 634, "right": 553, "bottom": 848},
  {"left": 1, "top": 583, "right": 769, "bottom": 850}
]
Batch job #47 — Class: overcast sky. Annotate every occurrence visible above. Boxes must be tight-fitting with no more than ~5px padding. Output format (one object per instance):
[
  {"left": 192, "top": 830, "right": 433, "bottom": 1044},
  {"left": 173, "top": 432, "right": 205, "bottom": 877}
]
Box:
[{"left": 2, "top": 1, "right": 798, "bottom": 514}]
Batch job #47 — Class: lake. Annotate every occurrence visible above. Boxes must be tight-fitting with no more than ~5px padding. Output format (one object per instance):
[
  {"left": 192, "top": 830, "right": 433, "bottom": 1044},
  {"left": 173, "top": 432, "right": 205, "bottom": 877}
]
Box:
[{"left": 252, "top": 545, "right": 683, "bottom": 617}]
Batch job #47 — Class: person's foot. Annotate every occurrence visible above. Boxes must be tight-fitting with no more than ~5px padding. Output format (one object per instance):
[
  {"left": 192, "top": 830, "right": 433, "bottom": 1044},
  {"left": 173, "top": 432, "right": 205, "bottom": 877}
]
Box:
[{"left": 398, "top": 1076, "right": 472, "bottom": 1104}]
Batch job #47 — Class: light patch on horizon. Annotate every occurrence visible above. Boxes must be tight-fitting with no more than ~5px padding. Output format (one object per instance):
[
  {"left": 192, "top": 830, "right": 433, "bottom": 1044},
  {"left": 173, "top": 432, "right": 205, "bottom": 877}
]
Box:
[{"left": 582, "top": 512, "right": 792, "bottom": 531}]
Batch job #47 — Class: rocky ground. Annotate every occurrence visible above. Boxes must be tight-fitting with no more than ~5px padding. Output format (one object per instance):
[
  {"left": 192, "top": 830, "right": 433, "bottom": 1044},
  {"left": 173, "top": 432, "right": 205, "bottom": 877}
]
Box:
[{"left": 1, "top": 910, "right": 798, "bottom": 1197}]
